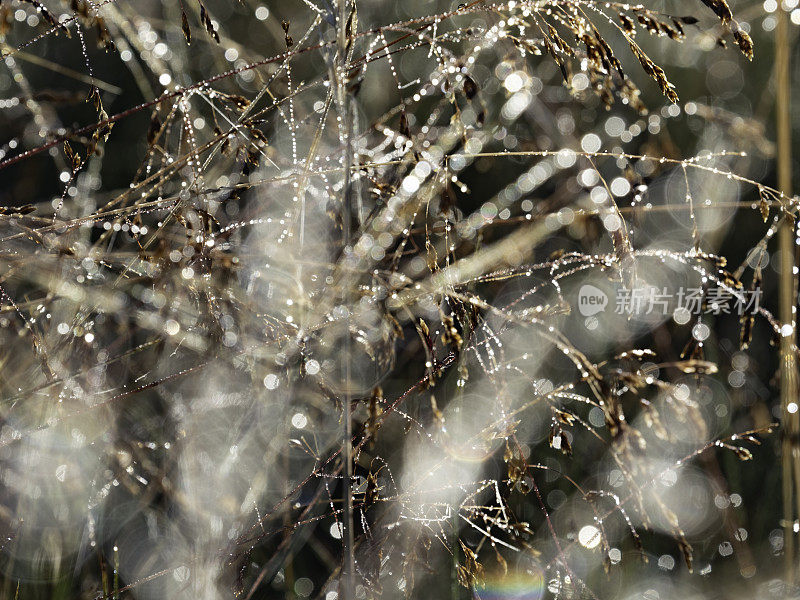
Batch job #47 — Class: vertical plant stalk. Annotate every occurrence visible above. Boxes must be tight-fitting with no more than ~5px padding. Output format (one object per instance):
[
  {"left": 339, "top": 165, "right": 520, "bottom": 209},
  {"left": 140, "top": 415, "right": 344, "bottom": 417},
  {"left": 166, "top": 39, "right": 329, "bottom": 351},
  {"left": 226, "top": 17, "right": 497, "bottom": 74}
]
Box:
[
  {"left": 776, "top": 3, "right": 798, "bottom": 584},
  {"left": 336, "top": 0, "right": 356, "bottom": 597},
  {"left": 451, "top": 511, "right": 460, "bottom": 600}
]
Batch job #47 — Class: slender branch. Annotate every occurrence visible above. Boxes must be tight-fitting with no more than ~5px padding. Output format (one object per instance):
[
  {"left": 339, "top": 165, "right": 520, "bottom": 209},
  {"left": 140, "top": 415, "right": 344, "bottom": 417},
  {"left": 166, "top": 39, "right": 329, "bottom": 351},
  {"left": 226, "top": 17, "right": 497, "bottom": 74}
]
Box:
[{"left": 336, "top": 0, "right": 357, "bottom": 597}]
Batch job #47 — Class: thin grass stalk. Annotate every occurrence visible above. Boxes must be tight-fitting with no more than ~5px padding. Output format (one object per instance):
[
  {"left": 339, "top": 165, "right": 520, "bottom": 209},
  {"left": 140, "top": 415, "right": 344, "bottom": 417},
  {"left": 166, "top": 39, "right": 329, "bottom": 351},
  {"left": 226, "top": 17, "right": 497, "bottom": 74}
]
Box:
[
  {"left": 776, "top": 2, "right": 798, "bottom": 585},
  {"left": 336, "top": 0, "right": 357, "bottom": 597}
]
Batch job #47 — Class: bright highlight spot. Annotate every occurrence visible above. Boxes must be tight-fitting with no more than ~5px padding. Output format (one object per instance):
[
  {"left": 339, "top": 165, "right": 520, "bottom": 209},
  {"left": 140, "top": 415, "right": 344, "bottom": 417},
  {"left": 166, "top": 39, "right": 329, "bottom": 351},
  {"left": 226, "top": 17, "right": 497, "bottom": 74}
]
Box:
[{"left": 578, "top": 525, "right": 601, "bottom": 549}]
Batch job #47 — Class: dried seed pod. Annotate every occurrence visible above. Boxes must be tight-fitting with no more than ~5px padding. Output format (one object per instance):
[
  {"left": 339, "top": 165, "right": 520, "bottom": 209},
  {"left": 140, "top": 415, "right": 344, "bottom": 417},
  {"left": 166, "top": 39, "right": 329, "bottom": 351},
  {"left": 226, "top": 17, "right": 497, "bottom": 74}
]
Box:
[
  {"left": 628, "top": 41, "right": 678, "bottom": 103},
  {"left": 549, "top": 422, "right": 572, "bottom": 456},
  {"left": 198, "top": 0, "right": 220, "bottom": 43},
  {"left": 699, "top": 0, "right": 732, "bottom": 24},
  {"left": 619, "top": 13, "right": 636, "bottom": 35},
  {"left": 636, "top": 13, "right": 661, "bottom": 35},
  {"left": 457, "top": 542, "right": 484, "bottom": 588},
  {"left": 759, "top": 195, "right": 770, "bottom": 222},
  {"left": 96, "top": 109, "right": 113, "bottom": 142},
  {"left": 86, "top": 85, "right": 101, "bottom": 111},
  {"left": 364, "top": 470, "right": 380, "bottom": 505},
  {"left": 679, "top": 537, "right": 694, "bottom": 572},
  {"left": 462, "top": 74, "right": 478, "bottom": 100},
  {"left": 399, "top": 110, "right": 411, "bottom": 138},
  {"left": 95, "top": 17, "right": 115, "bottom": 52},
  {"left": 740, "top": 313, "right": 754, "bottom": 349},
  {"left": 21, "top": 0, "right": 58, "bottom": 29},
  {"left": 733, "top": 29, "right": 754, "bottom": 60},
  {"left": 553, "top": 408, "right": 577, "bottom": 426},
  {"left": 181, "top": 7, "right": 192, "bottom": 44},
  {"left": 63, "top": 141, "right": 80, "bottom": 170},
  {"left": 147, "top": 112, "right": 162, "bottom": 145}
]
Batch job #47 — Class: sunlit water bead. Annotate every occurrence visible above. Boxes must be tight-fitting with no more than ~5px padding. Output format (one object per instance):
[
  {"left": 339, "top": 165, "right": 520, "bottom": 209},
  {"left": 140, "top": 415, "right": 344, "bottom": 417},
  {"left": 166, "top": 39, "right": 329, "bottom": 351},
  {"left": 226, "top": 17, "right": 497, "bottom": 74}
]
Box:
[
  {"left": 578, "top": 524, "right": 602, "bottom": 549},
  {"left": 263, "top": 373, "right": 279, "bottom": 390},
  {"left": 673, "top": 306, "right": 691, "bottom": 325},
  {"left": 692, "top": 322, "right": 710, "bottom": 341},
  {"left": 329, "top": 521, "right": 343, "bottom": 539},
  {"left": 762, "top": 4, "right": 800, "bottom": 27},
  {"left": 305, "top": 358, "right": 320, "bottom": 375},
  {"left": 657, "top": 554, "right": 676, "bottom": 571},
  {"left": 291, "top": 412, "right": 307, "bottom": 429}
]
